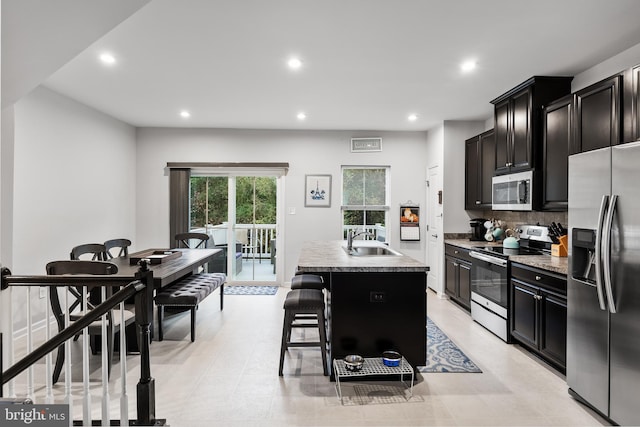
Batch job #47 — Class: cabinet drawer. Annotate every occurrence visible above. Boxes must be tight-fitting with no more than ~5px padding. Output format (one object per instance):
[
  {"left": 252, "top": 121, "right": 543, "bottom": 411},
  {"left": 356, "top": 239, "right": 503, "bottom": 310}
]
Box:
[
  {"left": 511, "top": 263, "right": 566, "bottom": 295},
  {"left": 445, "top": 244, "right": 473, "bottom": 263}
]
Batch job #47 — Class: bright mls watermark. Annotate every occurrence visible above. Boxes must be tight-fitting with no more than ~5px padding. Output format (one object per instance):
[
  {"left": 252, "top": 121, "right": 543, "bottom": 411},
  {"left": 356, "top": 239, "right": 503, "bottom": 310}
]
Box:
[{"left": 1, "top": 404, "right": 69, "bottom": 426}]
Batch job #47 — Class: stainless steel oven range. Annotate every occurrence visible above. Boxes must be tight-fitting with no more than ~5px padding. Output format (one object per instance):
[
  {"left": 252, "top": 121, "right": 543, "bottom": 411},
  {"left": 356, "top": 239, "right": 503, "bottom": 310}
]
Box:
[{"left": 469, "top": 225, "right": 552, "bottom": 342}]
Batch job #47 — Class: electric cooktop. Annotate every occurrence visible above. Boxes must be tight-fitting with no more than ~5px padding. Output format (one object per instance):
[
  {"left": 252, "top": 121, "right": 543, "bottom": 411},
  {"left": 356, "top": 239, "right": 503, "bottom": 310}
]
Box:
[{"left": 480, "top": 246, "right": 545, "bottom": 256}]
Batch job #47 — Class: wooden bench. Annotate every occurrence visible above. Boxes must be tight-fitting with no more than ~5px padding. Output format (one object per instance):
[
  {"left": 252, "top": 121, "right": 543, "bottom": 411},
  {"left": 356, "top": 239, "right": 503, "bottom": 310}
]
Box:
[{"left": 154, "top": 272, "right": 225, "bottom": 342}]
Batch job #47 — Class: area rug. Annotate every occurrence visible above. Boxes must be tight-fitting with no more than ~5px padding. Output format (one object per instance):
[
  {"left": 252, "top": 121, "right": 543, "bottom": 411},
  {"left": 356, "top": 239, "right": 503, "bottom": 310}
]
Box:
[
  {"left": 419, "top": 317, "right": 482, "bottom": 373},
  {"left": 223, "top": 285, "right": 278, "bottom": 295}
]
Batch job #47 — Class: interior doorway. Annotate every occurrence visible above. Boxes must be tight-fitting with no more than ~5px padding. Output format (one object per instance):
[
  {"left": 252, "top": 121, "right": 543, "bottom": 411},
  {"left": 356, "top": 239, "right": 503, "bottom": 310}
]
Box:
[{"left": 426, "top": 165, "right": 443, "bottom": 295}]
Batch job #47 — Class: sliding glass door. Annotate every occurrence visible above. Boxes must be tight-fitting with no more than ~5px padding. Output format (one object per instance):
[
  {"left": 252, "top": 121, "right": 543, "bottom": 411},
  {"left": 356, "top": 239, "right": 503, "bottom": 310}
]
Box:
[{"left": 189, "top": 173, "right": 279, "bottom": 284}]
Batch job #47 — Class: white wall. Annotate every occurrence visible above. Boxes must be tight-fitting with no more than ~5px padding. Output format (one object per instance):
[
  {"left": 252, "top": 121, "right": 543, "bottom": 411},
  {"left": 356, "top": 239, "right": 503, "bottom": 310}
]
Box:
[
  {"left": 135, "top": 128, "right": 428, "bottom": 280},
  {"left": 13, "top": 86, "right": 137, "bottom": 274},
  {"left": 572, "top": 41, "right": 640, "bottom": 92},
  {"left": 442, "top": 120, "right": 486, "bottom": 234}
]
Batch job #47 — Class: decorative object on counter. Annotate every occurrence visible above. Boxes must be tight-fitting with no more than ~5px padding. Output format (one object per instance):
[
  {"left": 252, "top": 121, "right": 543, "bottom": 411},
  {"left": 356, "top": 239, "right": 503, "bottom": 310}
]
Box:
[
  {"left": 483, "top": 218, "right": 505, "bottom": 242},
  {"left": 224, "top": 285, "right": 278, "bottom": 295},
  {"left": 344, "top": 354, "right": 364, "bottom": 371},
  {"left": 382, "top": 350, "right": 402, "bottom": 367},
  {"left": 304, "top": 174, "right": 331, "bottom": 207},
  {"left": 400, "top": 202, "right": 420, "bottom": 241},
  {"left": 420, "top": 317, "right": 482, "bottom": 373},
  {"left": 552, "top": 235, "right": 568, "bottom": 257}
]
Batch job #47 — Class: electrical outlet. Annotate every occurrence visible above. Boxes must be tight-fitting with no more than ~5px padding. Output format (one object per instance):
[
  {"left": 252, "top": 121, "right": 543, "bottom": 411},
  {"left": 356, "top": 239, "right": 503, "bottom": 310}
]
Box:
[{"left": 39, "top": 287, "right": 46, "bottom": 299}]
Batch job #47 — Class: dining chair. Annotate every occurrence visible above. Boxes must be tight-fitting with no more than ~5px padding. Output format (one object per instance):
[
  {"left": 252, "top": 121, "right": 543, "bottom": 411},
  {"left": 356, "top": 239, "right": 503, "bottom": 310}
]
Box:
[
  {"left": 104, "top": 238, "right": 132, "bottom": 259},
  {"left": 46, "top": 260, "right": 135, "bottom": 384},
  {"left": 175, "top": 232, "right": 209, "bottom": 249},
  {"left": 70, "top": 243, "right": 108, "bottom": 261}
]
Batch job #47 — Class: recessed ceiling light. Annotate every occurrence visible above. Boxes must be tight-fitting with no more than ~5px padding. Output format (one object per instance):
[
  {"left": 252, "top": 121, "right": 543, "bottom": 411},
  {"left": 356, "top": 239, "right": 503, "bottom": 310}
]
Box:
[
  {"left": 297, "top": 112, "right": 306, "bottom": 120},
  {"left": 408, "top": 114, "right": 418, "bottom": 122},
  {"left": 288, "top": 57, "right": 303, "bottom": 70},
  {"left": 180, "top": 110, "right": 191, "bottom": 118},
  {"left": 461, "top": 60, "right": 477, "bottom": 72},
  {"left": 99, "top": 53, "right": 116, "bottom": 65}
]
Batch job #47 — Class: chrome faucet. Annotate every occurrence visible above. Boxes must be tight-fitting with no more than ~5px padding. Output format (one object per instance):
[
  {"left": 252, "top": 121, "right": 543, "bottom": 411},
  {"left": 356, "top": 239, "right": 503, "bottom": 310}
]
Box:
[{"left": 347, "top": 229, "right": 374, "bottom": 251}]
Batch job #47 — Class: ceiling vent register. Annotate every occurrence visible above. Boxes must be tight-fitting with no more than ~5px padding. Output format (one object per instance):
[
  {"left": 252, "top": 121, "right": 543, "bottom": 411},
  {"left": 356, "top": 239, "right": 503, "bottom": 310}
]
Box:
[{"left": 351, "top": 137, "right": 382, "bottom": 153}]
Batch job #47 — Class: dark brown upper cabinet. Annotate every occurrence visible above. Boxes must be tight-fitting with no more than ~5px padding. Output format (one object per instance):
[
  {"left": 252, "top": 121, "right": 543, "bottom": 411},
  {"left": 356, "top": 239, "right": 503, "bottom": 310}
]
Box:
[
  {"left": 465, "top": 129, "right": 495, "bottom": 210},
  {"left": 491, "top": 77, "right": 573, "bottom": 176},
  {"left": 542, "top": 95, "right": 572, "bottom": 211},
  {"left": 572, "top": 74, "right": 622, "bottom": 154}
]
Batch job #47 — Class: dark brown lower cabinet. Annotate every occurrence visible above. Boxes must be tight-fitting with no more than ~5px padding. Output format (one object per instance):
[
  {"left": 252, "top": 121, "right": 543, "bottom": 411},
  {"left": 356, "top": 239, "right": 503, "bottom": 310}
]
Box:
[
  {"left": 445, "top": 244, "right": 472, "bottom": 311},
  {"left": 510, "top": 263, "right": 567, "bottom": 372}
]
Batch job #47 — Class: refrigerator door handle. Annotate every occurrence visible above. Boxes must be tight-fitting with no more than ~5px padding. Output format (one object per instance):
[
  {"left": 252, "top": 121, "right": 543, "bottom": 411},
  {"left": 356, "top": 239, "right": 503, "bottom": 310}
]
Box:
[
  {"left": 603, "top": 194, "right": 618, "bottom": 314},
  {"left": 594, "top": 195, "right": 608, "bottom": 310}
]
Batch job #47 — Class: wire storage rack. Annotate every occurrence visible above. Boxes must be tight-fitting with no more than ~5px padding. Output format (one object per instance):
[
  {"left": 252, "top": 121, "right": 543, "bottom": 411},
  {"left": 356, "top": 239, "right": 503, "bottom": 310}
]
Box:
[{"left": 332, "top": 356, "right": 414, "bottom": 404}]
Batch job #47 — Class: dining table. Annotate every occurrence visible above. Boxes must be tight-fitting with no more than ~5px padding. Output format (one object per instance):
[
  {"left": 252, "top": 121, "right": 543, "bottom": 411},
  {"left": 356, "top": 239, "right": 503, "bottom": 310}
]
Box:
[
  {"left": 107, "top": 247, "right": 222, "bottom": 290},
  {"left": 106, "top": 247, "right": 222, "bottom": 343}
]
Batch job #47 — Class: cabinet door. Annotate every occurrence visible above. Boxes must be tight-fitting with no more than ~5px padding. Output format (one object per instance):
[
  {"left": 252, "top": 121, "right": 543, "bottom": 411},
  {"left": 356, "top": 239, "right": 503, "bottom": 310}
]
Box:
[
  {"left": 511, "top": 280, "right": 538, "bottom": 349},
  {"left": 540, "top": 290, "right": 567, "bottom": 369},
  {"left": 573, "top": 75, "right": 621, "bottom": 154},
  {"left": 542, "top": 95, "right": 572, "bottom": 210},
  {"left": 458, "top": 261, "right": 471, "bottom": 310},
  {"left": 479, "top": 129, "right": 496, "bottom": 207},
  {"left": 494, "top": 99, "right": 511, "bottom": 174},
  {"left": 511, "top": 88, "right": 533, "bottom": 170},
  {"left": 445, "top": 256, "right": 457, "bottom": 298},
  {"left": 465, "top": 137, "right": 480, "bottom": 209}
]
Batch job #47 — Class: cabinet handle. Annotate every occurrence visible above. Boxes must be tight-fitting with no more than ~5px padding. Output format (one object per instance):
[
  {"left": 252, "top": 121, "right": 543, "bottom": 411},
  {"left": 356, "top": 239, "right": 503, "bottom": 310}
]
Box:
[
  {"left": 534, "top": 294, "right": 543, "bottom": 300},
  {"left": 475, "top": 201, "right": 481, "bottom": 205},
  {"left": 453, "top": 263, "right": 459, "bottom": 267},
  {"left": 454, "top": 250, "right": 459, "bottom": 254},
  {"left": 535, "top": 275, "right": 542, "bottom": 281}
]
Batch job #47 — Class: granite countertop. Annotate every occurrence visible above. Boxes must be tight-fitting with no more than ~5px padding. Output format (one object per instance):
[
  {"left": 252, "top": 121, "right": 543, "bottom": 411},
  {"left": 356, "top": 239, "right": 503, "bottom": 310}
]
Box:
[
  {"left": 445, "top": 239, "right": 568, "bottom": 276},
  {"left": 297, "top": 240, "right": 429, "bottom": 273}
]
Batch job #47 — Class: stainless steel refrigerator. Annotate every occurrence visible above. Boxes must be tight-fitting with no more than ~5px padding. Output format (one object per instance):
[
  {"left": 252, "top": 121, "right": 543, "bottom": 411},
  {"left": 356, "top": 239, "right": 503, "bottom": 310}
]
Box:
[{"left": 568, "top": 141, "right": 640, "bottom": 425}]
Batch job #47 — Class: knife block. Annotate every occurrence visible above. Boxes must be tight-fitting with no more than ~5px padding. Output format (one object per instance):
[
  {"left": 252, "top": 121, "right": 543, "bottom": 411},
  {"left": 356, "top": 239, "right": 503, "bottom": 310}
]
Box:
[{"left": 552, "top": 235, "right": 568, "bottom": 257}]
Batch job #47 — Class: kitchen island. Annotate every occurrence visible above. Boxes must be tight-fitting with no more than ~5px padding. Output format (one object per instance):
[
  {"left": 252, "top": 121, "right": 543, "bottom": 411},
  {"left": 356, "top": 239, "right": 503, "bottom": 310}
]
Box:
[{"left": 297, "top": 240, "right": 429, "bottom": 374}]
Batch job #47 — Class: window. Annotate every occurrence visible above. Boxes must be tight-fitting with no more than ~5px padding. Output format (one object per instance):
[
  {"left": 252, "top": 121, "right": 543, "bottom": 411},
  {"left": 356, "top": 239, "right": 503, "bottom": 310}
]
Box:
[{"left": 341, "top": 166, "right": 389, "bottom": 241}]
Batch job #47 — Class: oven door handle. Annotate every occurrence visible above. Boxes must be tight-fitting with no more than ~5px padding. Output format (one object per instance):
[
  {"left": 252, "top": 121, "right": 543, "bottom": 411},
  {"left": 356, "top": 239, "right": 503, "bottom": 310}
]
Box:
[{"left": 470, "top": 251, "right": 508, "bottom": 267}]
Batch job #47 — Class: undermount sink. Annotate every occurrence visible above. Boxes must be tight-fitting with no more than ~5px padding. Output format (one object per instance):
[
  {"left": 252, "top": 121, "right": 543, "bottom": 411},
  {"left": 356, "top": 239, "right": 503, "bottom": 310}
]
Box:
[{"left": 343, "top": 245, "right": 402, "bottom": 256}]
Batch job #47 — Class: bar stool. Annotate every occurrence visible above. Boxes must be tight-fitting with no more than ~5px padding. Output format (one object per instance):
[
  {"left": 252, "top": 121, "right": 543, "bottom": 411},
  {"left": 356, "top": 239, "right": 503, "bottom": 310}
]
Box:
[
  {"left": 279, "top": 289, "right": 328, "bottom": 376},
  {"left": 291, "top": 274, "right": 324, "bottom": 290}
]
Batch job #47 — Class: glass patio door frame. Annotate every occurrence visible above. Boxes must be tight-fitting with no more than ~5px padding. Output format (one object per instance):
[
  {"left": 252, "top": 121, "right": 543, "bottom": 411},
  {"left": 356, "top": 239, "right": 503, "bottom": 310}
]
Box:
[{"left": 225, "top": 173, "right": 282, "bottom": 285}]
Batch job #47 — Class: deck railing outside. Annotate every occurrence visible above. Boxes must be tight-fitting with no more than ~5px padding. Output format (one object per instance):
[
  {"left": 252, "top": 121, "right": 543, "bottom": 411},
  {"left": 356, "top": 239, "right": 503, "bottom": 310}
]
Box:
[{"left": 194, "top": 223, "right": 387, "bottom": 260}]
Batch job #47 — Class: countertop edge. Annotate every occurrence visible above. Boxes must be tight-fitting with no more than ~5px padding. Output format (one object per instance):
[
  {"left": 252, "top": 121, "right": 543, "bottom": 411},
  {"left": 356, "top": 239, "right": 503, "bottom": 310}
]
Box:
[{"left": 445, "top": 239, "right": 568, "bottom": 276}]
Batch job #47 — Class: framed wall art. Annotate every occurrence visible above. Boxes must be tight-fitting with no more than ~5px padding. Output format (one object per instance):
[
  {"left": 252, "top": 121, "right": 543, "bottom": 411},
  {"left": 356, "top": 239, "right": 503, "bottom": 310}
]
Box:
[{"left": 305, "top": 174, "right": 331, "bottom": 207}]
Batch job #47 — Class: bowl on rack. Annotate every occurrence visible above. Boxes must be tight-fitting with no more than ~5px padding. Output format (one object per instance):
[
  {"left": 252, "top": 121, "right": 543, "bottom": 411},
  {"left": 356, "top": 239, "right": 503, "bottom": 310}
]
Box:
[
  {"left": 382, "top": 351, "right": 402, "bottom": 367},
  {"left": 344, "top": 354, "right": 364, "bottom": 371}
]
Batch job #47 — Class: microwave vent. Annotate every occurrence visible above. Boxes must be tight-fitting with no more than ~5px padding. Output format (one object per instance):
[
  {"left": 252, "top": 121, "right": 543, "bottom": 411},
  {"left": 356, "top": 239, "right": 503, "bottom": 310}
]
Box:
[{"left": 351, "top": 137, "right": 382, "bottom": 152}]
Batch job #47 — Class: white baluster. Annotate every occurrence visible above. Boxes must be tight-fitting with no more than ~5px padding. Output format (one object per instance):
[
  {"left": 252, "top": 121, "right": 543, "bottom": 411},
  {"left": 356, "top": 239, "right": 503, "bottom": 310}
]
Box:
[
  {"left": 82, "top": 286, "right": 91, "bottom": 426},
  {"left": 100, "top": 287, "right": 110, "bottom": 426},
  {"left": 64, "top": 287, "right": 73, "bottom": 427},
  {"left": 119, "top": 300, "right": 128, "bottom": 426},
  {"left": 45, "top": 286, "right": 54, "bottom": 404},
  {"left": 26, "top": 287, "right": 34, "bottom": 400}
]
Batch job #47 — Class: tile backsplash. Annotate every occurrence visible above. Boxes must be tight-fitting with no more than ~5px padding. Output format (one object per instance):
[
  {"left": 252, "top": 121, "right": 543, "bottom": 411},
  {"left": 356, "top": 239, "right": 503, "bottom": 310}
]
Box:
[
  {"left": 480, "top": 210, "right": 568, "bottom": 229},
  {"left": 448, "top": 210, "right": 569, "bottom": 240}
]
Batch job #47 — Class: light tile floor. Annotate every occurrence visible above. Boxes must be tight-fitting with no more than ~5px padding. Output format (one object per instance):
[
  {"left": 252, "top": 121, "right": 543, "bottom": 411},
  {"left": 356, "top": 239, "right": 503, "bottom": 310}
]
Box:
[
  {"left": 11, "top": 287, "right": 611, "bottom": 426},
  {"left": 145, "top": 287, "right": 609, "bottom": 426}
]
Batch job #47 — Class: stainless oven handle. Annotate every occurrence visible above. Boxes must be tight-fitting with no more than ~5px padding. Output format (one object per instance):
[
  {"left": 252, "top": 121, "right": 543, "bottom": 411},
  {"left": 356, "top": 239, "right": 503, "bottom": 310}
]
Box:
[{"left": 470, "top": 251, "right": 508, "bottom": 267}]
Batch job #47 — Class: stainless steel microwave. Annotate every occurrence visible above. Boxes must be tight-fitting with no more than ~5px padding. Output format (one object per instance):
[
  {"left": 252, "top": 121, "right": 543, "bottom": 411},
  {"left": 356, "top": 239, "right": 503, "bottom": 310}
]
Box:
[{"left": 492, "top": 170, "right": 533, "bottom": 211}]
